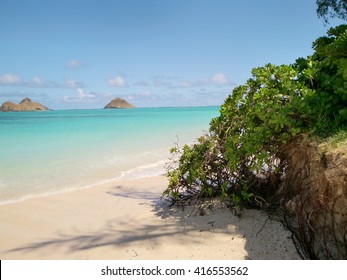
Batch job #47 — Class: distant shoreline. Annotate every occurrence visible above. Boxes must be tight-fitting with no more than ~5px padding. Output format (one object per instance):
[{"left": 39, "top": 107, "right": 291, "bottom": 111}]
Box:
[{"left": 0, "top": 105, "right": 221, "bottom": 112}]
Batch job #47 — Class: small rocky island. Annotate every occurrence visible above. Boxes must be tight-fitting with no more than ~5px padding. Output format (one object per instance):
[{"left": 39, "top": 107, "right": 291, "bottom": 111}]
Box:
[
  {"left": 0, "top": 97, "right": 49, "bottom": 112},
  {"left": 104, "top": 97, "right": 135, "bottom": 109}
]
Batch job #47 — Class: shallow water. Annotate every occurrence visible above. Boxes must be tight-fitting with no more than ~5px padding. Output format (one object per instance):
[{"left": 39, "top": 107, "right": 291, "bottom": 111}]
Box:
[{"left": 0, "top": 107, "right": 219, "bottom": 204}]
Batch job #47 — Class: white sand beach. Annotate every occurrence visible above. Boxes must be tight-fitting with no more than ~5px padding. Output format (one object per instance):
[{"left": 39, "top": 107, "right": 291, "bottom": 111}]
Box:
[{"left": 0, "top": 175, "right": 300, "bottom": 260}]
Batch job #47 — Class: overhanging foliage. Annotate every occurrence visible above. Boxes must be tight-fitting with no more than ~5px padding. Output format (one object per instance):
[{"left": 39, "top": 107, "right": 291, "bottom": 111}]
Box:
[{"left": 164, "top": 25, "right": 347, "bottom": 208}]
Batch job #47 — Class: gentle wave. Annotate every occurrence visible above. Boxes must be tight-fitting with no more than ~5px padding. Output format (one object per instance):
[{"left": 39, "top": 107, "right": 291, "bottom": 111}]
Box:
[
  {"left": 0, "top": 107, "right": 220, "bottom": 205},
  {"left": 0, "top": 158, "right": 168, "bottom": 205}
]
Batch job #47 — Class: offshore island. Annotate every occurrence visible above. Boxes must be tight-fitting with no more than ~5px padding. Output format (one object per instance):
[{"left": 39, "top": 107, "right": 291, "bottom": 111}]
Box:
[
  {"left": 0, "top": 97, "right": 49, "bottom": 112},
  {"left": 0, "top": 97, "right": 136, "bottom": 112}
]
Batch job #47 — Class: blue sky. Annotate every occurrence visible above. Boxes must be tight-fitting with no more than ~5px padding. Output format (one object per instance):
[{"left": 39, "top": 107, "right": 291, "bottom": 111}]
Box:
[{"left": 0, "top": 0, "right": 344, "bottom": 109}]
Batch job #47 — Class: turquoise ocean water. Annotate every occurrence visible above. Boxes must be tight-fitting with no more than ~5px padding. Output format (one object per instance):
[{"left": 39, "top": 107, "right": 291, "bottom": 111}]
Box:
[{"left": 0, "top": 107, "right": 219, "bottom": 204}]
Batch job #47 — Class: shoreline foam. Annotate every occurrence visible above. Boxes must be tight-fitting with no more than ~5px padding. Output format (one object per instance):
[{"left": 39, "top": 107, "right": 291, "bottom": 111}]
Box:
[
  {"left": 0, "top": 107, "right": 219, "bottom": 205},
  {"left": 0, "top": 159, "right": 168, "bottom": 206}
]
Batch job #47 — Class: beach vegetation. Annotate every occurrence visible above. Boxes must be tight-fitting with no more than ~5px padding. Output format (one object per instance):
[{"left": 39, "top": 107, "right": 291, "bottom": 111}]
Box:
[
  {"left": 164, "top": 24, "right": 347, "bottom": 209},
  {"left": 163, "top": 2, "right": 347, "bottom": 259},
  {"left": 316, "top": 0, "right": 347, "bottom": 23}
]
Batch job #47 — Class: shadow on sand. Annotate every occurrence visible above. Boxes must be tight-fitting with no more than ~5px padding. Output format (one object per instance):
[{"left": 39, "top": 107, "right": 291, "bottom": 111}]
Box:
[{"left": 7, "top": 183, "right": 300, "bottom": 259}]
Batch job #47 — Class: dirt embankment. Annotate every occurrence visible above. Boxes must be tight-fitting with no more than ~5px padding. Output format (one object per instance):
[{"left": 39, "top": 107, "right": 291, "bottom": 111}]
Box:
[{"left": 279, "top": 134, "right": 347, "bottom": 259}]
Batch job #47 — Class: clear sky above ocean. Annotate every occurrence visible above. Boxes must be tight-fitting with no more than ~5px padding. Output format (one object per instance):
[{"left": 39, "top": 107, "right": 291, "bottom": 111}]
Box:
[{"left": 0, "top": 0, "right": 344, "bottom": 109}]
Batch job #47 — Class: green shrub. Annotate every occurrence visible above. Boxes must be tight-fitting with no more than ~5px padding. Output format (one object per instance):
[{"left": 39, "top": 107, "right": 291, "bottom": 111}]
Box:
[
  {"left": 164, "top": 25, "right": 347, "bottom": 208},
  {"left": 296, "top": 24, "right": 347, "bottom": 135}
]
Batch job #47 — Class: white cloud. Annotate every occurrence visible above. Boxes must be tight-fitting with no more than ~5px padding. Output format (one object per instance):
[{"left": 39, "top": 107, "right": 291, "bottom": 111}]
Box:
[
  {"left": 175, "top": 72, "right": 232, "bottom": 88},
  {"left": 211, "top": 72, "right": 229, "bottom": 85},
  {"left": 133, "top": 76, "right": 178, "bottom": 88},
  {"left": 65, "top": 78, "right": 84, "bottom": 89},
  {"left": 31, "top": 77, "right": 44, "bottom": 86},
  {"left": 178, "top": 80, "right": 194, "bottom": 88},
  {"left": 134, "top": 73, "right": 231, "bottom": 90},
  {"left": 139, "top": 90, "right": 152, "bottom": 97},
  {"left": 0, "top": 74, "right": 21, "bottom": 85},
  {"left": 0, "top": 74, "right": 87, "bottom": 89},
  {"left": 107, "top": 76, "right": 127, "bottom": 87},
  {"left": 63, "top": 88, "right": 95, "bottom": 103},
  {"left": 77, "top": 88, "right": 95, "bottom": 100},
  {"left": 67, "top": 60, "right": 83, "bottom": 69}
]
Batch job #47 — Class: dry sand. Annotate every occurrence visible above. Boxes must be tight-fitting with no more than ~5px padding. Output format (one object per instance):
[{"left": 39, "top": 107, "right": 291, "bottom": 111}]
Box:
[{"left": 0, "top": 175, "right": 300, "bottom": 260}]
